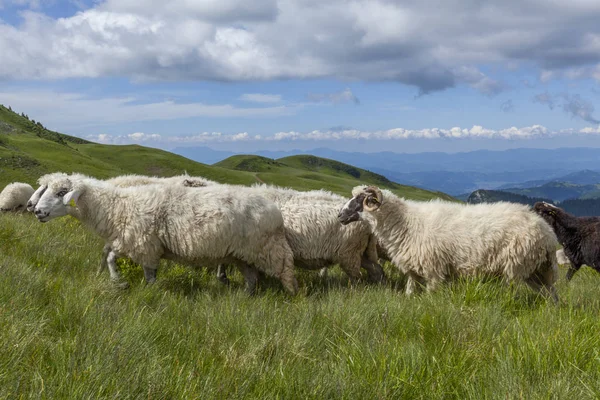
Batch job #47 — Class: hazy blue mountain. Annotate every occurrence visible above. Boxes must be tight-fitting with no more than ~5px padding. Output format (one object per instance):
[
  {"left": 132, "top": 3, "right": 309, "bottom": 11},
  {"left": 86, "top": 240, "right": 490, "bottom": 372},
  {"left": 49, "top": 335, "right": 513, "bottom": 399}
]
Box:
[{"left": 170, "top": 146, "right": 600, "bottom": 195}]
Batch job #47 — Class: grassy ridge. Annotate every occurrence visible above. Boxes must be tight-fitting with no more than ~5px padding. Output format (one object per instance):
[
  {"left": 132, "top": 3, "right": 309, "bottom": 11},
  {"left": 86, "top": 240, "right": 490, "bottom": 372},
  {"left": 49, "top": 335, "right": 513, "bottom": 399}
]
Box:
[
  {"left": 216, "top": 154, "right": 455, "bottom": 201},
  {"left": 2, "top": 212, "right": 600, "bottom": 398}
]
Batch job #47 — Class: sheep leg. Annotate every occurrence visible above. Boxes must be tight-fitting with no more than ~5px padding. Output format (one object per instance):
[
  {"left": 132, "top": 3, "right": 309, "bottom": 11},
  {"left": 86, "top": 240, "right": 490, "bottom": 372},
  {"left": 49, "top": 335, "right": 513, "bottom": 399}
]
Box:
[
  {"left": 235, "top": 263, "right": 259, "bottom": 295},
  {"left": 105, "top": 250, "right": 121, "bottom": 281},
  {"left": 216, "top": 264, "right": 230, "bottom": 285},
  {"left": 565, "top": 264, "right": 583, "bottom": 282},
  {"left": 405, "top": 275, "right": 417, "bottom": 296},
  {"left": 525, "top": 272, "right": 559, "bottom": 303},
  {"left": 426, "top": 278, "right": 442, "bottom": 293},
  {"left": 275, "top": 252, "right": 299, "bottom": 295},
  {"left": 105, "top": 251, "right": 130, "bottom": 289},
  {"left": 143, "top": 265, "right": 158, "bottom": 284},
  {"left": 338, "top": 260, "right": 362, "bottom": 283},
  {"left": 97, "top": 243, "right": 111, "bottom": 276},
  {"left": 361, "top": 257, "right": 386, "bottom": 284},
  {"left": 405, "top": 273, "right": 426, "bottom": 296}
]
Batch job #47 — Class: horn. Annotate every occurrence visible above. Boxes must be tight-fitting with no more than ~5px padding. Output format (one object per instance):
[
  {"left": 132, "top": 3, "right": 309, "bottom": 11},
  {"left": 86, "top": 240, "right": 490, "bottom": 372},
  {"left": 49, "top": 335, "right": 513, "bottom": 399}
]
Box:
[{"left": 362, "top": 186, "right": 383, "bottom": 211}]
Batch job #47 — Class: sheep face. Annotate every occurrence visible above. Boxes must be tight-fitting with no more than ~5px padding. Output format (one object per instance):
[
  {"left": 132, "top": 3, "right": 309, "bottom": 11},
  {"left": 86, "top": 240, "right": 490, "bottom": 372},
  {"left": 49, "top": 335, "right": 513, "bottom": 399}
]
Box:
[
  {"left": 27, "top": 185, "right": 48, "bottom": 212},
  {"left": 533, "top": 202, "right": 560, "bottom": 225},
  {"left": 34, "top": 180, "right": 80, "bottom": 223},
  {"left": 338, "top": 186, "right": 383, "bottom": 225}
]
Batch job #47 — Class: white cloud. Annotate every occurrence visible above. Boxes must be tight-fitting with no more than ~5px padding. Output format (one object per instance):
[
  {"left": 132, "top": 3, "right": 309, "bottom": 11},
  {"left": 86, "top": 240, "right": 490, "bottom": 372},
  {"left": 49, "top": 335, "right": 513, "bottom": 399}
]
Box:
[
  {"left": 239, "top": 93, "right": 282, "bottom": 103},
  {"left": 2, "top": 1, "right": 600, "bottom": 93},
  {"left": 87, "top": 125, "right": 600, "bottom": 146}
]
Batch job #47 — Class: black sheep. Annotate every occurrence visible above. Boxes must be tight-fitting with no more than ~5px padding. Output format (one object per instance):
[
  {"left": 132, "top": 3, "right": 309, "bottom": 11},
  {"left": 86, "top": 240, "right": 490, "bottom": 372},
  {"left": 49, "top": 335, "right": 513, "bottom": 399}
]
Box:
[{"left": 533, "top": 202, "right": 600, "bottom": 281}]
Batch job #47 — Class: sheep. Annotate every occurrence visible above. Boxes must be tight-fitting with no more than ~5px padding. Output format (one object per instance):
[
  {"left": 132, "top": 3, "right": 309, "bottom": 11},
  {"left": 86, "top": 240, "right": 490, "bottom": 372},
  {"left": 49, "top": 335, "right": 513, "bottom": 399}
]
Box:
[
  {"left": 338, "top": 186, "right": 559, "bottom": 301},
  {"left": 27, "top": 173, "right": 213, "bottom": 284},
  {"left": 556, "top": 249, "right": 571, "bottom": 266},
  {"left": 0, "top": 182, "right": 35, "bottom": 212},
  {"left": 33, "top": 173, "right": 299, "bottom": 295},
  {"left": 211, "top": 184, "right": 386, "bottom": 284},
  {"left": 533, "top": 202, "right": 600, "bottom": 281}
]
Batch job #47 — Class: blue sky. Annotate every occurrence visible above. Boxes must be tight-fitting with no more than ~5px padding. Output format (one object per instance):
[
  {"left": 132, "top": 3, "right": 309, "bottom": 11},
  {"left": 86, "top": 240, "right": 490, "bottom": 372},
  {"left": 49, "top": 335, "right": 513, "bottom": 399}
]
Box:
[{"left": 1, "top": 0, "right": 600, "bottom": 153}]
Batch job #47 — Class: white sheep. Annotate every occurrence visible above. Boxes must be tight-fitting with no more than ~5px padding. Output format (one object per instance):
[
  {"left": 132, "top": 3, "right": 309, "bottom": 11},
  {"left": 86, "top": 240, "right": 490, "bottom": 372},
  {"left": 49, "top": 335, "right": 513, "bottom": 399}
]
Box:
[
  {"left": 28, "top": 173, "right": 213, "bottom": 284},
  {"left": 338, "top": 186, "right": 559, "bottom": 301},
  {"left": 0, "top": 182, "right": 35, "bottom": 212},
  {"left": 33, "top": 173, "right": 298, "bottom": 295},
  {"left": 213, "top": 184, "right": 385, "bottom": 283}
]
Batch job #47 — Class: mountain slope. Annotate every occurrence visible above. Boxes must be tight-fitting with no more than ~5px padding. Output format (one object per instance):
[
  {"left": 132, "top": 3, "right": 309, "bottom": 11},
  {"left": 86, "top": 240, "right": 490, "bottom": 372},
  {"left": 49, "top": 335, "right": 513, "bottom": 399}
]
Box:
[
  {"left": 0, "top": 105, "right": 452, "bottom": 201},
  {"left": 215, "top": 154, "right": 456, "bottom": 201}
]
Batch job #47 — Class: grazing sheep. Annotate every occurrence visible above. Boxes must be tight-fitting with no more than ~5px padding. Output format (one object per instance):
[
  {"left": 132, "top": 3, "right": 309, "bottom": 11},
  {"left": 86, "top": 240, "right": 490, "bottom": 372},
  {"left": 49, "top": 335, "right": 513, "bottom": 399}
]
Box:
[
  {"left": 0, "top": 182, "right": 35, "bottom": 212},
  {"left": 33, "top": 174, "right": 298, "bottom": 295},
  {"left": 533, "top": 202, "right": 600, "bottom": 281},
  {"left": 28, "top": 173, "right": 213, "bottom": 283},
  {"left": 338, "top": 186, "right": 559, "bottom": 301},
  {"left": 556, "top": 249, "right": 571, "bottom": 266},
  {"left": 212, "top": 184, "right": 385, "bottom": 284}
]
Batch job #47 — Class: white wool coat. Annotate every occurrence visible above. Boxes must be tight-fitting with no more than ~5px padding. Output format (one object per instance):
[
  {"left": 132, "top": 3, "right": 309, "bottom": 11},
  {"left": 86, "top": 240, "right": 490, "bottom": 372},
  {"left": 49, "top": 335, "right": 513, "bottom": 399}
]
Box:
[{"left": 0, "top": 182, "right": 35, "bottom": 211}]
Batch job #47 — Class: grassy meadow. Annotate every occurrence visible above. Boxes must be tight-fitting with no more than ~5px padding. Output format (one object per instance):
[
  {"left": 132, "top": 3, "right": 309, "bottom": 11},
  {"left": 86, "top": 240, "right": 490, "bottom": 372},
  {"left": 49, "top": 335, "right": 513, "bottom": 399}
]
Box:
[{"left": 2, "top": 211, "right": 600, "bottom": 399}]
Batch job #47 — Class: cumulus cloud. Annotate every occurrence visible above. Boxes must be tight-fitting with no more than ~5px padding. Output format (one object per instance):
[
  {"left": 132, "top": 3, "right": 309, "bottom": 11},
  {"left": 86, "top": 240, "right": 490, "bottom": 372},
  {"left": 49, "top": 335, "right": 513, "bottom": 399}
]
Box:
[
  {"left": 88, "top": 125, "right": 600, "bottom": 146},
  {"left": 307, "top": 88, "right": 360, "bottom": 105},
  {"left": 239, "top": 93, "right": 282, "bottom": 103},
  {"left": 5, "top": 0, "right": 600, "bottom": 94}
]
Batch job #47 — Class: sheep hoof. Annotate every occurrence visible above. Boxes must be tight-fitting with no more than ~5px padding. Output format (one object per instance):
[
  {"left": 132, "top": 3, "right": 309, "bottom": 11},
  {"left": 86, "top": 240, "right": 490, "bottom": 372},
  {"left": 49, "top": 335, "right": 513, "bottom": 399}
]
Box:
[{"left": 111, "top": 279, "right": 130, "bottom": 289}]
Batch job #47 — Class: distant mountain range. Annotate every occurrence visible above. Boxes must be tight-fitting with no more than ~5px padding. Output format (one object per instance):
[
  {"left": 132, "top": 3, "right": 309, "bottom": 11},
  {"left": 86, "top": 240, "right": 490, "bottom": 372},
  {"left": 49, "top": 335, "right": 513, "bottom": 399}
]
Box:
[
  {"left": 172, "top": 146, "right": 600, "bottom": 195},
  {"left": 466, "top": 189, "right": 600, "bottom": 217}
]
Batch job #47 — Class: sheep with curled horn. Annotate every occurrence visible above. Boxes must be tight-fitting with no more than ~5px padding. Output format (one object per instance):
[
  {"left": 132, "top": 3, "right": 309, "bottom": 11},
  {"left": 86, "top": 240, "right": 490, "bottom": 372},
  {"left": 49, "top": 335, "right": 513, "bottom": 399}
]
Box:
[{"left": 338, "top": 185, "right": 560, "bottom": 301}]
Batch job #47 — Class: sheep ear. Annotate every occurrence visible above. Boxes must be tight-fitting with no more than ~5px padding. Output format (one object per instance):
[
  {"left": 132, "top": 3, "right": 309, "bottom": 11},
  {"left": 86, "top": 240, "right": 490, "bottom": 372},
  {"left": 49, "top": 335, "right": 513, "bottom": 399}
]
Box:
[{"left": 63, "top": 189, "right": 81, "bottom": 206}]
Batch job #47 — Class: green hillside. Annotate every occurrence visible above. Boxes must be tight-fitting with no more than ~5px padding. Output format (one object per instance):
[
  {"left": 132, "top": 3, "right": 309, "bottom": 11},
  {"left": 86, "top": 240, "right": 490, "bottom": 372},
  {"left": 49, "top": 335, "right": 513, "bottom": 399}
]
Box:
[
  {"left": 216, "top": 154, "right": 455, "bottom": 201},
  {"left": 0, "top": 104, "right": 453, "bottom": 201}
]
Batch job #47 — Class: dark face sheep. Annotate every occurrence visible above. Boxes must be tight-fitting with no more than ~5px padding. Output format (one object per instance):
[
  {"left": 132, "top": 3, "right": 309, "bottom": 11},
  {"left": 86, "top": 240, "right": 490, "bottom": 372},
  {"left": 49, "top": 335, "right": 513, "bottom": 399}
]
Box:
[
  {"left": 338, "top": 186, "right": 382, "bottom": 225},
  {"left": 533, "top": 202, "right": 561, "bottom": 227},
  {"left": 533, "top": 201, "right": 600, "bottom": 281}
]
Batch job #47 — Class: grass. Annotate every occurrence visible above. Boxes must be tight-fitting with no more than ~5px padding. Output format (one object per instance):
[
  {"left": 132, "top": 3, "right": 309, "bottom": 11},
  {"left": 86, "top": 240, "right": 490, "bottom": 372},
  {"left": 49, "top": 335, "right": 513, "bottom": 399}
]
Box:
[{"left": 2, "top": 212, "right": 600, "bottom": 399}]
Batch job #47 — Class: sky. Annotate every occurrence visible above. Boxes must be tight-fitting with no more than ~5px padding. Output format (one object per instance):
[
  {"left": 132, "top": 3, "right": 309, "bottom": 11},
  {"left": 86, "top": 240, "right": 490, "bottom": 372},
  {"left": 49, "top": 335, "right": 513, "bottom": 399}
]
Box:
[{"left": 1, "top": 0, "right": 600, "bottom": 153}]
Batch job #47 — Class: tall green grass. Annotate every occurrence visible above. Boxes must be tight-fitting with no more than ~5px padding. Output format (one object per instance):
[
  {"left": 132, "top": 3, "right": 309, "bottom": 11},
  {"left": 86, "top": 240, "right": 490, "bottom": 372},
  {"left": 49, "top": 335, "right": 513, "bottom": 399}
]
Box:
[{"left": 1, "top": 212, "right": 600, "bottom": 399}]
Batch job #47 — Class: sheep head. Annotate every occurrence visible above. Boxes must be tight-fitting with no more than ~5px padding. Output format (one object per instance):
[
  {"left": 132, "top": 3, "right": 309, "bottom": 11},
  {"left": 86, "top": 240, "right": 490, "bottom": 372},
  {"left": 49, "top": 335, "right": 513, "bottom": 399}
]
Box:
[
  {"left": 533, "top": 201, "right": 561, "bottom": 223},
  {"left": 28, "top": 172, "right": 70, "bottom": 212},
  {"left": 338, "top": 185, "right": 383, "bottom": 225},
  {"left": 34, "top": 175, "right": 83, "bottom": 223}
]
